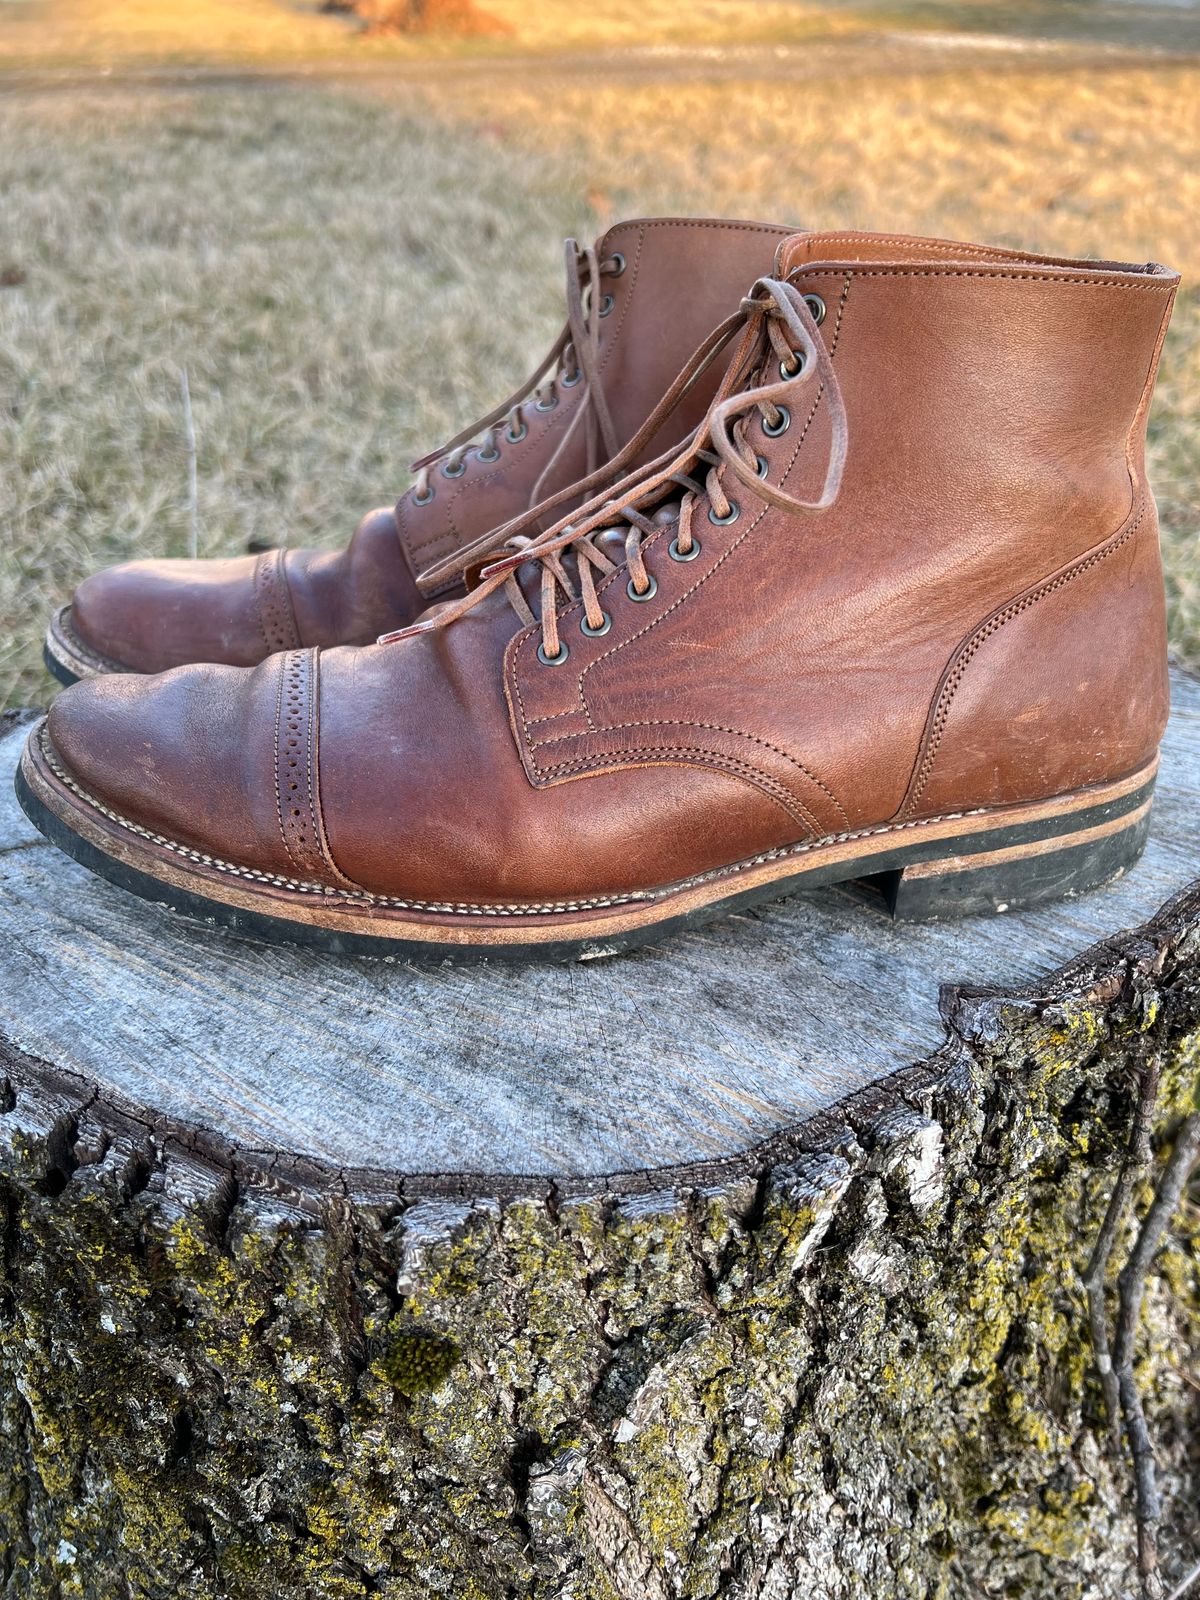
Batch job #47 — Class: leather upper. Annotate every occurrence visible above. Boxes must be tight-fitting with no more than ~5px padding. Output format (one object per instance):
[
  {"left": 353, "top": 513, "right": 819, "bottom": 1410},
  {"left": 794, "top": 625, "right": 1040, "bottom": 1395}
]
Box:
[
  {"left": 68, "top": 217, "right": 794, "bottom": 675},
  {"left": 49, "top": 233, "right": 1178, "bottom": 907}
]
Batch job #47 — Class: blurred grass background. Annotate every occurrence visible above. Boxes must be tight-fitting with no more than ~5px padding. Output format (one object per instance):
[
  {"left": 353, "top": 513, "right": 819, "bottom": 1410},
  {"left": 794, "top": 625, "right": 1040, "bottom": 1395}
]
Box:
[{"left": 0, "top": 0, "right": 1197, "bottom": 710}]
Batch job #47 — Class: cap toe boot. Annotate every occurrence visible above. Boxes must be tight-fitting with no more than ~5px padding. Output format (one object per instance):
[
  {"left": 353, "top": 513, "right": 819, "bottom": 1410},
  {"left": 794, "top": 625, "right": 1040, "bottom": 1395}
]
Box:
[{"left": 22, "top": 232, "right": 1178, "bottom": 956}]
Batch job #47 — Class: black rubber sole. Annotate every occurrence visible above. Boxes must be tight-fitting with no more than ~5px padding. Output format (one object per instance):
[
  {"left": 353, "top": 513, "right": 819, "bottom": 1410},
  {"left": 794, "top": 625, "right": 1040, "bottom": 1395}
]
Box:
[
  {"left": 15, "top": 744, "right": 1157, "bottom": 964},
  {"left": 42, "top": 639, "right": 81, "bottom": 690}
]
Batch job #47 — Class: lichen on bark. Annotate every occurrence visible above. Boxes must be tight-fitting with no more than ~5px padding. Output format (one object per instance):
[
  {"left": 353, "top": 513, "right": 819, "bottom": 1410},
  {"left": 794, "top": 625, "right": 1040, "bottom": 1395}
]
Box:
[{"left": 0, "top": 894, "right": 1197, "bottom": 1598}]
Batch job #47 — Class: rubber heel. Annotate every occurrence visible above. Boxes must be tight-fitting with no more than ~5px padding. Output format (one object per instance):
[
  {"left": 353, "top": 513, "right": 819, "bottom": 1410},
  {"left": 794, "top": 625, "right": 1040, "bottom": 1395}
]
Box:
[{"left": 863, "top": 801, "right": 1154, "bottom": 922}]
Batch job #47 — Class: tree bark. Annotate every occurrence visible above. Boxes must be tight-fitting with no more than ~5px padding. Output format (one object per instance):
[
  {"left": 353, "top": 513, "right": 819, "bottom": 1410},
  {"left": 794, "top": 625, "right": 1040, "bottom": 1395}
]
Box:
[{"left": 0, "top": 686, "right": 1197, "bottom": 1597}]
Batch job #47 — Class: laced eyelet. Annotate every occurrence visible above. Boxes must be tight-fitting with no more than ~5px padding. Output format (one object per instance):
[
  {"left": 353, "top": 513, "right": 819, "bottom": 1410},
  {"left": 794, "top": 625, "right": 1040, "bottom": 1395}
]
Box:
[
  {"left": 535, "top": 395, "right": 559, "bottom": 413},
  {"left": 779, "top": 351, "right": 807, "bottom": 381},
  {"left": 561, "top": 367, "right": 583, "bottom": 387},
  {"left": 477, "top": 444, "right": 500, "bottom": 463},
  {"left": 805, "top": 292, "right": 826, "bottom": 325},
  {"left": 580, "top": 611, "right": 612, "bottom": 637},
  {"left": 608, "top": 251, "right": 626, "bottom": 278},
  {"left": 708, "top": 500, "right": 741, "bottom": 526},
  {"left": 412, "top": 485, "right": 435, "bottom": 506},
  {"left": 755, "top": 455, "right": 769, "bottom": 479},
  {"left": 598, "top": 294, "right": 615, "bottom": 318},
  {"left": 537, "top": 640, "right": 569, "bottom": 666},
  {"left": 626, "top": 573, "right": 658, "bottom": 603},
  {"left": 442, "top": 459, "right": 467, "bottom": 479},
  {"left": 668, "top": 535, "right": 701, "bottom": 562},
  {"left": 506, "top": 420, "right": 528, "bottom": 444},
  {"left": 762, "top": 405, "right": 791, "bottom": 438}
]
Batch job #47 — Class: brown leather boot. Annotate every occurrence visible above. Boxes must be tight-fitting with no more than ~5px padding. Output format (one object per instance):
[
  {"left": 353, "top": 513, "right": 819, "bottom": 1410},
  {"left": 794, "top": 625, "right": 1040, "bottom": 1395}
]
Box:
[
  {"left": 21, "top": 232, "right": 1178, "bottom": 958},
  {"left": 43, "top": 216, "right": 793, "bottom": 685}
]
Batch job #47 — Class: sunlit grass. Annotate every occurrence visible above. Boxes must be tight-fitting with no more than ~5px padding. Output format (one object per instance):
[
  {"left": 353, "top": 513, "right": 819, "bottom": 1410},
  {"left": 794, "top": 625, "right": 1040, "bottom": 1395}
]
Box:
[{"left": 0, "top": 43, "right": 1197, "bottom": 709}]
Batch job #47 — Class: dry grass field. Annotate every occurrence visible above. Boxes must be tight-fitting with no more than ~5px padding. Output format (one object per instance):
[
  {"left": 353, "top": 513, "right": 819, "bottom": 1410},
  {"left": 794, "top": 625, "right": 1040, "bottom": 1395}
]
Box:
[{"left": 0, "top": 3, "right": 1197, "bottom": 711}]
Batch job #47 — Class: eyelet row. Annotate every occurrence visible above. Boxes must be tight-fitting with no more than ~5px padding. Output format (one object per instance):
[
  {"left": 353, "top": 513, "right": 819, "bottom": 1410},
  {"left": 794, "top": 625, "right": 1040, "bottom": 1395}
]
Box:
[{"left": 536, "top": 534, "right": 708, "bottom": 663}]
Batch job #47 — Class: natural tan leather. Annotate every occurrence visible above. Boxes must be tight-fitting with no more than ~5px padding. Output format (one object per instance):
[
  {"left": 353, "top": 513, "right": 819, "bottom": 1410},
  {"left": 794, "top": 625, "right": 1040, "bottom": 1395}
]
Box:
[
  {"left": 64, "top": 216, "right": 794, "bottom": 675},
  {"left": 46, "top": 233, "right": 1178, "bottom": 913}
]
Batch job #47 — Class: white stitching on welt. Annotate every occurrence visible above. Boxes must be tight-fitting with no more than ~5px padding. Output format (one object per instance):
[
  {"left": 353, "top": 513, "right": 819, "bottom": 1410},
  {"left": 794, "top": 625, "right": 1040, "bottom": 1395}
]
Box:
[{"left": 36, "top": 722, "right": 1036, "bottom": 920}]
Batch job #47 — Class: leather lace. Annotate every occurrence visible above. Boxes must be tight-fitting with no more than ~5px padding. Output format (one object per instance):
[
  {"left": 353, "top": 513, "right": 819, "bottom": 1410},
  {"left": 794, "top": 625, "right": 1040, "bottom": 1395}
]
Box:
[
  {"left": 382, "top": 278, "right": 847, "bottom": 660},
  {"left": 410, "top": 238, "right": 624, "bottom": 506}
]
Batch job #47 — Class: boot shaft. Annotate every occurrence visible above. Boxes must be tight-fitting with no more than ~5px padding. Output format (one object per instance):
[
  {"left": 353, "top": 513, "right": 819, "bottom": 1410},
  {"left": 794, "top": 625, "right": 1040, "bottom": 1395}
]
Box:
[
  {"left": 397, "top": 216, "right": 794, "bottom": 587},
  {"left": 505, "top": 233, "right": 1178, "bottom": 830}
]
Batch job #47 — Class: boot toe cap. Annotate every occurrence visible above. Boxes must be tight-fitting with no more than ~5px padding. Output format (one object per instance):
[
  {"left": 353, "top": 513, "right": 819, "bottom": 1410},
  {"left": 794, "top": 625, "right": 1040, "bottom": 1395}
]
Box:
[
  {"left": 46, "top": 663, "right": 295, "bottom": 879},
  {"left": 71, "top": 555, "right": 267, "bottom": 674}
]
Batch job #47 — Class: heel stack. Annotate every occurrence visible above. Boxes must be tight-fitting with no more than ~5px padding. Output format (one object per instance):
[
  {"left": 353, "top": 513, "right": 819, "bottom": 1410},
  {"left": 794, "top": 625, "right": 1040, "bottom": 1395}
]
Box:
[{"left": 865, "top": 798, "right": 1154, "bottom": 922}]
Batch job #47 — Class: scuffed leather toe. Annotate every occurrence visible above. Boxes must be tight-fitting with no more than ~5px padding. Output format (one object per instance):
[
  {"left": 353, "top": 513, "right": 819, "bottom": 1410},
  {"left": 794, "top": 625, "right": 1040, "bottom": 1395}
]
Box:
[
  {"left": 71, "top": 554, "right": 271, "bottom": 675},
  {"left": 46, "top": 660, "right": 303, "bottom": 880}
]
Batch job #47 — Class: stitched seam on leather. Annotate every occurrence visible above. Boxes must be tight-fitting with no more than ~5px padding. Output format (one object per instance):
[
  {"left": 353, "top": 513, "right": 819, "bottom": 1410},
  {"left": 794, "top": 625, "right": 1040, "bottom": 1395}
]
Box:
[
  {"left": 794, "top": 267, "right": 1173, "bottom": 291},
  {"left": 41, "top": 721, "right": 1145, "bottom": 918},
  {"left": 304, "top": 651, "right": 323, "bottom": 871},
  {"left": 253, "top": 548, "right": 301, "bottom": 654},
  {"left": 531, "top": 717, "right": 850, "bottom": 827},
  {"left": 271, "top": 651, "right": 293, "bottom": 868},
  {"left": 533, "top": 743, "right": 818, "bottom": 831},
  {"left": 783, "top": 235, "right": 1016, "bottom": 272},
  {"left": 902, "top": 503, "right": 1147, "bottom": 819}
]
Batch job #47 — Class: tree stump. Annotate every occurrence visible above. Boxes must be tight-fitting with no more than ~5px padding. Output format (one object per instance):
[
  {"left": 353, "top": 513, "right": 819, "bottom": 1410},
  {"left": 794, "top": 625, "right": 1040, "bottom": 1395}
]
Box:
[{"left": 0, "top": 674, "right": 1198, "bottom": 1600}]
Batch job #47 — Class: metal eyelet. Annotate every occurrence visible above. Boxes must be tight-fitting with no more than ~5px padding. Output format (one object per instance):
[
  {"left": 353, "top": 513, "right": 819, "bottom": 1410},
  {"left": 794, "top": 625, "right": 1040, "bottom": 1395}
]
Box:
[
  {"left": 779, "top": 351, "right": 807, "bottom": 381},
  {"left": 477, "top": 444, "right": 500, "bottom": 463},
  {"left": 626, "top": 573, "right": 658, "bottom": 603},
  {"left": 535, "top": 395, "right": 559, "bottom": 413},
  {"left": 805, "top": 292, "right": 826, "bottom": 325},
  {"left": 668, "top": 535, "right": 701, "bottom": 562},
  {"left": 506, "top": 420, "right": 528, "bottom": 444},
  {"left": 598, "top": 294, "right": 615, "bottom": 317},
  {"left": 708, "top": 500, "right": 741, "bottom": 526},
  {"left": 608, "top": 251, "right": 626, "bottom": 278},
  {"left": 762, "top": 405, "right": 791, "bottom": 438},
  {"left": 412, "top": 485, "right": 435, "bottom": 506},
  {"left": 537, "top": 640, "right": 569, "bottom": 666},
  {"left": 442, "top": 459, "right": 467, "bottom": 479},
  {"left": 580, "top": 611, "right": 612, "bottom": 637},
  {"left": 755, "top": 455, "right": 769, "bottom": 479},
  {"left": 561, "top": 367, "right": 583, "bottom": 387}
]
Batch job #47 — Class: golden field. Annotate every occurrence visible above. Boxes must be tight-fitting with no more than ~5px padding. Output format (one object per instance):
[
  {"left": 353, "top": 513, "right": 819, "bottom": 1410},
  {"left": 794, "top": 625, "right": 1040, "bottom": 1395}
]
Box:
[{"left": 0, "top": 0, "right": 1197, "bottom": 709}]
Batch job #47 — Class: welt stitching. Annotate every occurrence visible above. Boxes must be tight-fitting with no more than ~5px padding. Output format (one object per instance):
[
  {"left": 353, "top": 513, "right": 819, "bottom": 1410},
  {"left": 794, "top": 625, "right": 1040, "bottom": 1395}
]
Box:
[
  {"left": 58, "top": 610, "right": 127, "bottom": 675},
  {"left": 904, "top": 503, "right": 1146, "bottom": 816},
  {"left": 531, "top": 717, "right": 849, "bottom": 826},
  {"left": 41, "top": 719, "right": 1129, "bottom": 918}
]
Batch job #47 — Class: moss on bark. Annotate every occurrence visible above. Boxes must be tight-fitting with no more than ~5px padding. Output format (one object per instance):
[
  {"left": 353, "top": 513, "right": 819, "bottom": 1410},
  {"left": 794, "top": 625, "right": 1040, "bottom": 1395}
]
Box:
[{"left": 0, "top": 901, "right": 1197, "bottom": 1597}]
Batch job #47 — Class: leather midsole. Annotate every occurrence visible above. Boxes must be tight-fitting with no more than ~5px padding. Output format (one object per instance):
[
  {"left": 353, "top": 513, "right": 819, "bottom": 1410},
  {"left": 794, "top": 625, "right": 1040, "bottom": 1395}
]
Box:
[
  {"left": 44, "top": 606, "right": 131, "bottom": 680},
  {"left": 22, "top": 720, "right": 1158, "bottom": 947}
]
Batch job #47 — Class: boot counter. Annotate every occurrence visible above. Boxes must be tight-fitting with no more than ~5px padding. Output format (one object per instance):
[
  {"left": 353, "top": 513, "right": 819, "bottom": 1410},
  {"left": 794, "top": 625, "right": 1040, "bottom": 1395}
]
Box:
[{"left": 900, "top": 494, "right": 1170, "bottom": 820}]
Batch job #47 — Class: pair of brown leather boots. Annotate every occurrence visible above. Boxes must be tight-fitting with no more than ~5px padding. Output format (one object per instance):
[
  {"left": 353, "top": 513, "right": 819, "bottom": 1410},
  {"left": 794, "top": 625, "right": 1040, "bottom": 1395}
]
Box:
[{"left": 18, "top": 219, "right": 1179, "bottom": 961}]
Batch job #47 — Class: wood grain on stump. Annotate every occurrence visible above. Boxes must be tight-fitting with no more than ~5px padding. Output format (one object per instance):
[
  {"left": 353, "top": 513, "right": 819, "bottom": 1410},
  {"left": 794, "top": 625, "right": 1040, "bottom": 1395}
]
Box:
[{"left": 0, "top": 671, "right": 1197, "bottom": 1599}]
